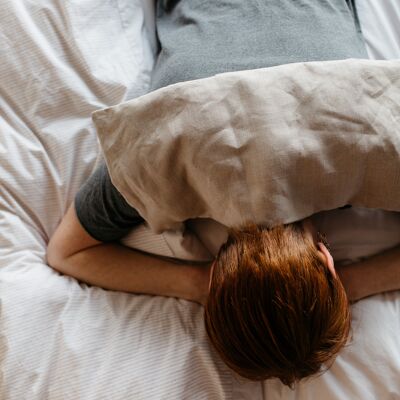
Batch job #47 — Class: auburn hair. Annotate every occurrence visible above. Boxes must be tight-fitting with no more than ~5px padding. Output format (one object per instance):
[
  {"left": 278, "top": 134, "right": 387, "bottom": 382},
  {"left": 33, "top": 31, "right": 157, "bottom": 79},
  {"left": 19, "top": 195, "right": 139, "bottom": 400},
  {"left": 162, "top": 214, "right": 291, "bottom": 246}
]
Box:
[{"left": 204, "top": 222, "right": 351, "bottom": 388}]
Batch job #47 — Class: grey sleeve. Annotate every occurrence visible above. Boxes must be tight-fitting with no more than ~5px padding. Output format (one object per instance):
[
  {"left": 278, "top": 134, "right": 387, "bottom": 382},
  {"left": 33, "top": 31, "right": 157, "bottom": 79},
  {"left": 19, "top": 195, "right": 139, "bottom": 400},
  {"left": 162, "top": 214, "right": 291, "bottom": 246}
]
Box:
[{"left": 74, "top": 163, "right": 144, "bottom": 242}]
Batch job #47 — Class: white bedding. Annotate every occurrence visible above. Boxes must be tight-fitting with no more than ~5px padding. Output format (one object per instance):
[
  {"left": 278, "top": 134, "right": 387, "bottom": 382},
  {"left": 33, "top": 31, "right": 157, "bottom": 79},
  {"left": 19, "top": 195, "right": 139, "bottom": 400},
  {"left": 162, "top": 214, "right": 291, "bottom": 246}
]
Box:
[{"left": 0, "top": 1, "right": 399, "bottom": 399}]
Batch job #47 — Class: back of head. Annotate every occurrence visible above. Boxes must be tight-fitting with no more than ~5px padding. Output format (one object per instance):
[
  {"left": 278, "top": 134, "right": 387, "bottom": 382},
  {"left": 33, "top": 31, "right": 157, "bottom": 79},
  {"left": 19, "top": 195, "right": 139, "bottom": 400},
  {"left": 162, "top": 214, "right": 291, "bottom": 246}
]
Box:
[{"left": 204, "top": 223, "right": 351, "bottom": 388}]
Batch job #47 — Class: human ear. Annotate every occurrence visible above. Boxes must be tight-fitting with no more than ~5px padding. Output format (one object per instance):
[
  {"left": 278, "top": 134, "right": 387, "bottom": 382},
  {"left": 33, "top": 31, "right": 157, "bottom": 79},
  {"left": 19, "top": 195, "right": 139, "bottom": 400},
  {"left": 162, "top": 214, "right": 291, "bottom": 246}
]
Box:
[{"left": 317, "top": 242, "right": 336, "bottom": 277}]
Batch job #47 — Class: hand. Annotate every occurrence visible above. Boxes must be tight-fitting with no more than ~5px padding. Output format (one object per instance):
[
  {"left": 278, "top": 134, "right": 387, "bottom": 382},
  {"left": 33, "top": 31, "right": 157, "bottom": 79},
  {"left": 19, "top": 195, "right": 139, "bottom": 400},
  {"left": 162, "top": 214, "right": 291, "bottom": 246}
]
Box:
[{"left": 191, "top": 261, "right": 213, "bottom": 306}]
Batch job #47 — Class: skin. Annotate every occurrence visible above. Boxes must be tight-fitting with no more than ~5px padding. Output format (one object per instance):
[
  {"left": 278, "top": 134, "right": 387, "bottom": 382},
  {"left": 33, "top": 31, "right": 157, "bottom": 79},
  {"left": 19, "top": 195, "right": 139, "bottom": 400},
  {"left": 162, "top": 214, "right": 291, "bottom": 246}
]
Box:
[
  {"left": 48, "top": 202, "right": 400, "bottom": 306},
  {"left": 47, "top": 203, "right": 210, "bottom": 305},
  {"left": 301, "top": 218, "right": 336, "bottom": 277},
  {"left": 300, "top": 217, "right": 400, "bottom": 303}
]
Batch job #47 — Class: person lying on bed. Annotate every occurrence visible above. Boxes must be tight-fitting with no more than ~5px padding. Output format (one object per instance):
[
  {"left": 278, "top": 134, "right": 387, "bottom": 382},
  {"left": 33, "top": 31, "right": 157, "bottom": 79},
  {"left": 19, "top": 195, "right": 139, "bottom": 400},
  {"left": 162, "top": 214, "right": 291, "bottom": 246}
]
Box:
[{"left": 47, "top": 0, "right": 400, "bottom": 388}]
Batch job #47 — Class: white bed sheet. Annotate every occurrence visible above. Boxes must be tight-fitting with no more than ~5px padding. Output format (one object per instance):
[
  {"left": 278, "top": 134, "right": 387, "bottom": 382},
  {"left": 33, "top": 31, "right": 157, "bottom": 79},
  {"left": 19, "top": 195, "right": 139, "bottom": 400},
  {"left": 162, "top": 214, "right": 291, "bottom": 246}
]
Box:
[
  {"left": 357, "top": 0, "right": 400, "bottom": 60},
  {"left": 0, "top": 1, "right": 399, "bottom": 399}
]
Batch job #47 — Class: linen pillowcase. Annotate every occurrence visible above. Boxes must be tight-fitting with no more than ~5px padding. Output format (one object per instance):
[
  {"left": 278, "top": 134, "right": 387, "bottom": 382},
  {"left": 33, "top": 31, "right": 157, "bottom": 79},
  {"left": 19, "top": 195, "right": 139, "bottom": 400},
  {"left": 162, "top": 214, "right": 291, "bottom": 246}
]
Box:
[{"left": 92, "top": 59, "right": 400, "bottom": 233}]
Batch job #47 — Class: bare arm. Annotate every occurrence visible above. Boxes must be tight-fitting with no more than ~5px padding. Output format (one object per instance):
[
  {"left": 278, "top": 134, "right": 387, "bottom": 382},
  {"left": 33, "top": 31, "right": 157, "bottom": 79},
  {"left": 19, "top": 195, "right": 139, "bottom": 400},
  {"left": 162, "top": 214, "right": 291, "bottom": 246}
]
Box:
[
  {"left": 47, "top": 203, "right": 211, "bottom": 305},
  {"left": 336, "top": 245, "right": 400, "bottom": 302}
]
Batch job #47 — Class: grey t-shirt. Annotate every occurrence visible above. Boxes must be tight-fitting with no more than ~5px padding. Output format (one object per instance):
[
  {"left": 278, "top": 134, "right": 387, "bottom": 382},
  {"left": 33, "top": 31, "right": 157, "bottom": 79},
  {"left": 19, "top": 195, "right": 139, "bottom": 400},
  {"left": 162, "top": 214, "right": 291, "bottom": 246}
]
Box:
[
  {"left": 150, "top": 0, "right": 367, "bottom": 91},
  {"left": 75, "top": 0, "right": 368, "bottom": 242},
  {"left": 75, "top": 163, "right": 144, "bottom": 241}
]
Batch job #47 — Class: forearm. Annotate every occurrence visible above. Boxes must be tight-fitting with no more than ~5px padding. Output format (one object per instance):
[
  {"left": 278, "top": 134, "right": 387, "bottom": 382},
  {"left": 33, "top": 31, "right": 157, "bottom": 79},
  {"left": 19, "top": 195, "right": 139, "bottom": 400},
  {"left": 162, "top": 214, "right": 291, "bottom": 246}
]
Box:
[
  {"left": 49, "top": 242, "right": 208, "bottom": 304},
  {"left": 336, "top": 245, "right": 400, "bottom": 302}
]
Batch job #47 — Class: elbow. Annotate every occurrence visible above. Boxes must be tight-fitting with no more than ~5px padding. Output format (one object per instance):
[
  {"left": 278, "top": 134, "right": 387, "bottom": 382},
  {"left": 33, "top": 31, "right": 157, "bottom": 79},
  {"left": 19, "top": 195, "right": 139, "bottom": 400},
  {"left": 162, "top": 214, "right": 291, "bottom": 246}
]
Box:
[{"left": 46, "top": 236, "right": 68, "bottom": 273}]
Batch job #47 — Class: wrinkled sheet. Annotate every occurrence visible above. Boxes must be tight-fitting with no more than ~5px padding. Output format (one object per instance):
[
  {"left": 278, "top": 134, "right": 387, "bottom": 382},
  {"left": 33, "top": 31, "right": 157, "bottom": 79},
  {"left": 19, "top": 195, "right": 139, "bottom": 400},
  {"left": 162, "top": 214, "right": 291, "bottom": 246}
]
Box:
[
  {"left": 357, "top": 0, "right": 400, "bottom": 60},
  {"left": 0, "top": 1, "right": 399, "bottom": 399},
  {"left": 94, "top": 59, "right": 400, "bottom": 234},
  {"left": 0, "top": 1, "right": 259, "bottom": 399}
]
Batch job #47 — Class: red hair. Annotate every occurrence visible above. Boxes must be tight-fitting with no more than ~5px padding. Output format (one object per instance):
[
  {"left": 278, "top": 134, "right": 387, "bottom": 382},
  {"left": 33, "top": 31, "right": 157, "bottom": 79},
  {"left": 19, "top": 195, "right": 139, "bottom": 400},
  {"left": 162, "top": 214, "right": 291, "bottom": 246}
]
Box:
[{"left": 204, "top": 223, "right": 351, "bottom": 388}]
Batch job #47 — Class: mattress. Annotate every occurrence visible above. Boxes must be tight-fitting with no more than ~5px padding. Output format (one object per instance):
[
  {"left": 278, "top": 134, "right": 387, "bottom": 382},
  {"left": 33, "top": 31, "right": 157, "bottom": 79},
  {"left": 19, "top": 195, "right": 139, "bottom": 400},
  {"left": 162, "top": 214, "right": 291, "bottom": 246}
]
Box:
[{"left": 0, "top": 0, "right": 399, "bottom": 399}]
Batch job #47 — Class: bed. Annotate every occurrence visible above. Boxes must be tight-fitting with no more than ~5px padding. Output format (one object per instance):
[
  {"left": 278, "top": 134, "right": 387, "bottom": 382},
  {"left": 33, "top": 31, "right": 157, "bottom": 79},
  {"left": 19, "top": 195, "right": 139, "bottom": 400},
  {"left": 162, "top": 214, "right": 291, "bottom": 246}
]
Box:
[{"left": 0, "top": 1, "right": 399, "bottom": 399}]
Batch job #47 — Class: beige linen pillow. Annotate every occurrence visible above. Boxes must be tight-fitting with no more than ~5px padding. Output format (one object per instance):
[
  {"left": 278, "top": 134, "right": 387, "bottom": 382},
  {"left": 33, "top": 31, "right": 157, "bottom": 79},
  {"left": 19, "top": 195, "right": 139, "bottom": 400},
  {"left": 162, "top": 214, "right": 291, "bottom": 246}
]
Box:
[{"left": 92, "top": 59, "right": 400, "bottom": 234}]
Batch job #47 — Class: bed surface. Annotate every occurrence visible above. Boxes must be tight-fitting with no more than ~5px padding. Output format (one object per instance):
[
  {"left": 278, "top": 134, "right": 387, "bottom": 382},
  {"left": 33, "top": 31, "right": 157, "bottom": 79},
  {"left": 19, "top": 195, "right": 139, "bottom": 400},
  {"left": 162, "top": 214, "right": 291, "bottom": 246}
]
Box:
[{"left": 0, "top": 1, "right": 399, "bottom": 399}]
